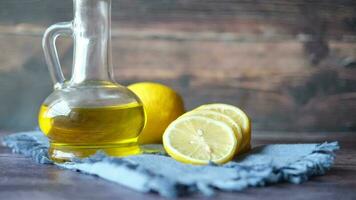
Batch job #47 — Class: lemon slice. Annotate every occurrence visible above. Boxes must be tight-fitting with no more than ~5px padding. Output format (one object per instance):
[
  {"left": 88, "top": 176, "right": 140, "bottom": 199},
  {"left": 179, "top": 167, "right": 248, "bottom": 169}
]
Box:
[
  {"left": 180, "top": 110, "right": 243, "bottom": 152},
  {"left": 163, "top": 116, "right": 237, "bottom": 165},
  {"left": 196, "top": 104, "right": 251, "bottom": 152}
]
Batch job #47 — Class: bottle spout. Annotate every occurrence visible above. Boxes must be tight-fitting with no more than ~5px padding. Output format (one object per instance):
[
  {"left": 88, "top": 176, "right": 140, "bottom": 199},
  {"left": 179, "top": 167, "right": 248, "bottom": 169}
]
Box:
[{"left": 71, "top": 0, "right": 113, "bottom": 84}]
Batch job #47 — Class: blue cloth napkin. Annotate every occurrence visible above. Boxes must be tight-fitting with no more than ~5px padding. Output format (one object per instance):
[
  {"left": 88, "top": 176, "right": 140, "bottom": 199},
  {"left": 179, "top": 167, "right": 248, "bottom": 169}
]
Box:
[{"left": 2, "top": 131, "right": 339, "bottom": 197}]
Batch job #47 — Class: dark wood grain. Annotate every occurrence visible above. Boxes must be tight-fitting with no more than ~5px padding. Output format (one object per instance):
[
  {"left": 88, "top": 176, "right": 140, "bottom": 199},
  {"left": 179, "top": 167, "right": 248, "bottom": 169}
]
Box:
[
  {"left": 1, "top": 131, "right": 355, "bottom": 200},
  {"left": 0, "top": 0, "right": 355, "bottom": 131},
  {"left": 1, "top": 0, "right": 355, "bottom": 38},
  {"left": 1, "top": 28, "right": 355, "bottom": 131}
]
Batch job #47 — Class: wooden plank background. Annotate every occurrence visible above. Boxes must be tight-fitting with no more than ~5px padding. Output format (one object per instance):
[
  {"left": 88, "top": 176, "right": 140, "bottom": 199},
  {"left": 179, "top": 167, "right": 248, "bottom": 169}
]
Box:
[{"left": 0, "top": 0, "right": 355, "bottom": 131}]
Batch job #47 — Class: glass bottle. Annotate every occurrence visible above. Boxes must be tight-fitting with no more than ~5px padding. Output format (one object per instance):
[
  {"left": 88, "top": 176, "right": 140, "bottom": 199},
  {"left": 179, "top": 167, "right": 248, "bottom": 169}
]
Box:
[{"left": 38, "top": 0, "right": 145, "bottom": 162}]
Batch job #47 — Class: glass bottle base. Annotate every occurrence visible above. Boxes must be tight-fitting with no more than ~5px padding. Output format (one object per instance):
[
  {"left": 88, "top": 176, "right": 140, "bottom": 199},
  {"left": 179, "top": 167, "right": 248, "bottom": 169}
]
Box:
[{"left": 49, "top": 142, "right": 141, "bottom": 163}]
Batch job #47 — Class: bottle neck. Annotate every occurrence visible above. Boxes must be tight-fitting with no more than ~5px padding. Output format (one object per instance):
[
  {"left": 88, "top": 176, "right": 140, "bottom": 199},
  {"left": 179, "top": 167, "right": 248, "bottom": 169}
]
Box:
[{"left": 71, "top": 0, "right": 114, "bottom": 84}]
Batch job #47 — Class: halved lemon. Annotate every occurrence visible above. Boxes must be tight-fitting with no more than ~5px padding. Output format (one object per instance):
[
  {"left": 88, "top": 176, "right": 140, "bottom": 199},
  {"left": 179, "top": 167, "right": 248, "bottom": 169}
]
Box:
[
  {"left": 163, "top": 116, "right": 237, "bottom": 165},
  {"left": 196, "top": 104, "right": 251, "bottom": 152},
  {"left": 180, "top": 110, "right": 243, "bottom": 152}
]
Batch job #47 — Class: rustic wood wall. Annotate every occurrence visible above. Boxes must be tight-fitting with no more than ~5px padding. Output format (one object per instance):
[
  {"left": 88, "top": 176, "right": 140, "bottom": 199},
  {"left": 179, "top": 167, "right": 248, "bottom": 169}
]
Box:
[{"left": 0, "top": 0, "right": 355, "bottom": 131}]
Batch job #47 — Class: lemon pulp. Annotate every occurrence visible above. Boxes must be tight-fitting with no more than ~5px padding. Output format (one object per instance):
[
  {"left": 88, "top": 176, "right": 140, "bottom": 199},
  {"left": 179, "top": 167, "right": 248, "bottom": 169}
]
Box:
[
  {"left": 163, "top": 116, "right": 237, "bottom": 165},
  {"left": 180, "top": 110, "right": 243, "bottom": 151},
  {"left": 196, "top": 104, "right": 251, "bottom": 151}
]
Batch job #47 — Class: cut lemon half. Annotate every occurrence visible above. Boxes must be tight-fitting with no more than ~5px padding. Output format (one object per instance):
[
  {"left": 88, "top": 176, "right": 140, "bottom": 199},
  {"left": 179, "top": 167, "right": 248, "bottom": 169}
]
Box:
[
  {"left": 180, "top": 110, "right": 243, "bottom": 152},
  {"left": 196, "top": 104, "right": 251, "bottom": 152},
  {"left": 163, "top": 116, "right": 237, "bottom": 165}
]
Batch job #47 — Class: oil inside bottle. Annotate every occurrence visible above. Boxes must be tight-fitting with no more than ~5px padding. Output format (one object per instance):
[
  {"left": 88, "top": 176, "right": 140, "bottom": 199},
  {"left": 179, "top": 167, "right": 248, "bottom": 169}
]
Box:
[{"left": 38, "top": 102, "right": 145, "bottom": 162}]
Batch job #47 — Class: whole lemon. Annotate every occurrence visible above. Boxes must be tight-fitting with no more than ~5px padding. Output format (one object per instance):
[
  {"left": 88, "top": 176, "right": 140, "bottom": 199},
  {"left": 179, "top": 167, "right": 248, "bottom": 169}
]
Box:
[{"left": 128, "top": 82, "right": 185, "bottom": 144}]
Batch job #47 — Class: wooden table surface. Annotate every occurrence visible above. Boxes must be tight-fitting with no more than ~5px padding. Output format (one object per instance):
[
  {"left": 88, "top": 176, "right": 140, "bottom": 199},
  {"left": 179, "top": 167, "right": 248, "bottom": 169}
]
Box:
[{"left": 0, "top": 131, "right": 355, "bottom": 200}]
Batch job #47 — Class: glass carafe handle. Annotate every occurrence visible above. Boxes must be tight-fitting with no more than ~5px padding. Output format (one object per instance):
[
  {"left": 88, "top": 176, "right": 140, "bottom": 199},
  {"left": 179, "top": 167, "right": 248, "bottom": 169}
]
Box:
[{"left": 42, "top": 22, "right": 73, "bottom": 89}]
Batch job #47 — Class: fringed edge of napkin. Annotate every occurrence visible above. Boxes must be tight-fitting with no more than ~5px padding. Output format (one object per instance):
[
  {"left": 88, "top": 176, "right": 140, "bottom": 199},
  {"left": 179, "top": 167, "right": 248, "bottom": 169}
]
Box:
[
  {"left": 280, "top": 142, "right": 339, "bottom": 184},
  {"left": 2, "top": 132, "right": 52, "bottom": 164}
]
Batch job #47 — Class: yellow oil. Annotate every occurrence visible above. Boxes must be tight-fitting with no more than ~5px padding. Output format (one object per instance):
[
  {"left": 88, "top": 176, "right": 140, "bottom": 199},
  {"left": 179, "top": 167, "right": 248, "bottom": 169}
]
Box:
[{"left": 38, "top": 102, "right": 145, "bottom": 162}]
